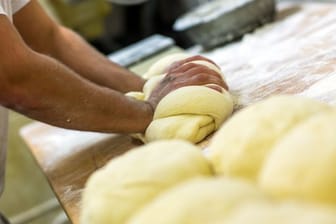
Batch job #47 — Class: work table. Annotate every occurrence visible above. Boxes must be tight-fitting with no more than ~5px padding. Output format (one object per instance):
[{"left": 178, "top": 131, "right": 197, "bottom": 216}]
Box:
[{"left": 21, "top": 3, "right": 336, "bottom": 224}]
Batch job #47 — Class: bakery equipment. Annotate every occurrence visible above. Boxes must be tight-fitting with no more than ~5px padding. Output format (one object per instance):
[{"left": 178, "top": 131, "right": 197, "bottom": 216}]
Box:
[
  {"left": 108, "top": 34, "right": 175, "bottom": 67},
  {"left": 174, "top": 0, "right": 276, "bottom": 50}
]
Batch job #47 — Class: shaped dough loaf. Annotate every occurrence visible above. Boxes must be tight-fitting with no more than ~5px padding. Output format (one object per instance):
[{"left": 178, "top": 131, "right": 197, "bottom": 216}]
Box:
[
  {"left": 128, "top": 177, "right": 266, "bottom": 224},
  {"left": 207, "top": 95, "right": 331, "bottom": 180},
  {"left": 80, "top": 140, "right": 212, "bottom": 224},
  {"left": 225, "top": 201, "right": 336, "bottom": 224},
  {"left": 259, "top": 110, "right": 336, "bottom": 204},
  {"left": 147, "top": 86, "right": 233, "bottom": 143},
  {"left": 127, "top": 53, "right": 233, "bottom": 143}
]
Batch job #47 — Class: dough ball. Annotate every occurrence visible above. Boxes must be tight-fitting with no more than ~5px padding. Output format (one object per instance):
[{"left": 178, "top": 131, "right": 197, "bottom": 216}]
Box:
[
  {"left": 128, "top": 177, "right": 266, "bottom": 224},
  {"left": 143, "top": 53, "right": 191, "bottom": 79},
  {"left": 207, "top": 95, "right": 331, "bottom": 180},
  {"left": 259, "top": 110, "right": 336, "bottom": 204},
  {"left": 80, "top": 140, "right": 213, "bottom": 224},
  {"left": 225, "top": 201, "right": 336, "bottom": 224},
  {"left": 146, "top": 86, "right": 233, "bottom": 143}
]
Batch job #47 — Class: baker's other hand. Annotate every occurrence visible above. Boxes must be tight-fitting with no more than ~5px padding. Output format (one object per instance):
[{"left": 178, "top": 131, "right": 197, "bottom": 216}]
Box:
[
  {"left": 147, "top": 61, "right": 227, "bottom": 109},
  {"left": 165, "top": 55, "right": 218, "bottom": 72}
]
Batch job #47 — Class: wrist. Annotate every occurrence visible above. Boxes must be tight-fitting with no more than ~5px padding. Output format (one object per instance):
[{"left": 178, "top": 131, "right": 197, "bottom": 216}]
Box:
[
  {"left": 128, "top": 97, "right": 154, "bottom": 133},
  {"left": 142, "top": 101, "right": 154, "bottom": 131}
]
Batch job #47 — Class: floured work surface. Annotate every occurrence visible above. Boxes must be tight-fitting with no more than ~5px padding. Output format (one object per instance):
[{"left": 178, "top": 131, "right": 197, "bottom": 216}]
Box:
[
  {"left": 20, "top": 3, "right": 336, "bottom": 224},
  {"left": 206, "top": 2, "right": 336, "bottom": 108}
]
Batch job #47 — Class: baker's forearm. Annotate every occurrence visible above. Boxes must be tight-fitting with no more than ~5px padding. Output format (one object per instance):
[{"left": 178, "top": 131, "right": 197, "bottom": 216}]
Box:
[
  {"left": 13, "top": 1, "right": 144, "bottom": 92},
  {"left": 49, "top": 26, "right": 145, "bottom": 93},
  {"left": 2, "top": 50, "right": 152, "bottom": 133}
]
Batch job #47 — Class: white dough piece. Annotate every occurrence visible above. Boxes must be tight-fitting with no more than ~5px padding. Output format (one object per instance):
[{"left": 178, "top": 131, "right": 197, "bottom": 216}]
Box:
[
  {"left": 128, "top": 177, "right": 266, "bottom": 224},
  {"left": 207, "top": 95, "right": 331, "bottom": 180},
  {"left": 80, "top": 140, "right": 212, "bottom": 224},
  {"left": 127, "top": 53, "right": 233, "bottom": 143},
  {"left": 146, "top": 86, "right": 233, "bottom": 143},
  {"left": 259, "top": 110, "right": 336, "bottom": 204},
  {"left": 225, "top": 201, "right": 336, "bottom": 224}
]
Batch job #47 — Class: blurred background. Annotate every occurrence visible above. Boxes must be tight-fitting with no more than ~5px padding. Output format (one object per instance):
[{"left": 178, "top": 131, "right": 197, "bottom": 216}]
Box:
[
  {"left": 0, "top": 0, "right": 335, "bottom": 224},
  {"left": 39, "top": 0, "right": 220, "bottom": 54}
]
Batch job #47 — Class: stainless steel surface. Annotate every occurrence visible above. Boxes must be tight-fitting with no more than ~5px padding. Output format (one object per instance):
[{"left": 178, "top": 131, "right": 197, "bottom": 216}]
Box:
[
  {"left": 174, "top": 0, "right": 255, "bottom": 30},
  {"left": 108, "top": 34, "right": 175, "bottom": 67},
  {"left": 174, "top": 0, "right": 276, "bottom": 49}
]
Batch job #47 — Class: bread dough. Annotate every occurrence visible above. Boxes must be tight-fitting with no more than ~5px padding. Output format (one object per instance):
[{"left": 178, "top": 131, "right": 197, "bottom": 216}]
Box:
[
  {"left": 128, "top": 177, "right": 266, "bottom": 224},
  {"left": 143, "top": 53, "right": 191, "bottom": 79},
  {"left": 225, "top": 201, "right": 336, "bottom": 224},
  {"left": 147, "top": 86, "right": 233, "bottom": 143},
  {"left": 127, "top": 53, "right": 233, "bottom": 143},
  {"left": 207, "top": 95, "right": 331, "bottom": 180},
  {"left": 80, "top": 140, "right": 212, "bottom": 224},
  {"left": 259, "top": 110, "right": 336, "bottom": 204},
  {"left": 126, "top": 75, "right": 165, "bottom": 101}
]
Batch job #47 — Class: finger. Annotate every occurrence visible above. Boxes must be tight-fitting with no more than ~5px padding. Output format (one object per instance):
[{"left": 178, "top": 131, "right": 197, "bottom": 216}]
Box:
[
  {"left": 169, "top": 63, "right": 222, "bottom": 78},
  {"left": 171, "top": 73, "right": 226, "bottom": 90},
  {"left": 165, "top": 55, "right": 220, "bottom": 73},
  {"left": 186, "top": 65, "right": 223, "bottom": 79},
  {"left": 166, "top": 66, "right": 228, "bottom": 90},
  {"left": 179, "top": 64, "right": 225, "bottom": 81},
  {"left": 188, "top": 73, "right": 227, "bottom": 88},
  {"left": 180, "top": 66, "right": 228, "bottom": 90},
  {"left": 178, "top": 55, "right": 218, "bottom": 68},
  {"left": 192, "top": 69, "right": 228, "bottom": 90},
  {"left": 204, "top": 84, "right": 224, "bottom": 93},
  {"left": 166, "top": 62, "right": 200, "bottom": 74}
]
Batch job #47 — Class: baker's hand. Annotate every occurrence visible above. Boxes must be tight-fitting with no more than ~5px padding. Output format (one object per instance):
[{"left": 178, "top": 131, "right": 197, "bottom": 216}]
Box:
[
  {"left": 147, "top": 56, "right": 228, "bottom": 109},
  {"left": 165, "top": 55, "right": 218, "bottom": 71},
  {"left": 165, "top": 55, "right": 228, "bottom": 91}
]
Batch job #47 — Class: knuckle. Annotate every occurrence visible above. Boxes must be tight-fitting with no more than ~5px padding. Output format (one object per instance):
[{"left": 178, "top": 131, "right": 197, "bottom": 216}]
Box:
[{"left": 194, "top": 73, "right": 209, "bottom": 82}]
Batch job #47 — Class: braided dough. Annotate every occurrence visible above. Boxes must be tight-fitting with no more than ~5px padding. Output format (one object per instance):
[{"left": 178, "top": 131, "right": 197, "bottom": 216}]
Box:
[
  {"left": 129, "top": 177, "right": 266, "bottom": 224},
  {"left": 259, "top": 110, "right": 336, "bottom": 204},
  {"left": 207, "top": 95, "right": 336, "bottom": 205},
  {"left": 80, "top": 140, "right": 212, "bottom": 224},
  {"left": 207, "top": 95, "right": 331, "bottom": 180},
  {"left": 127, "top": 53, "right": 233, "bottom": 143},
  {"left": 225, "top": 201, "right": 336, "bottom": 224},
  {"left": 80, "top": 95, "right": 336, "bottom": 224}
]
